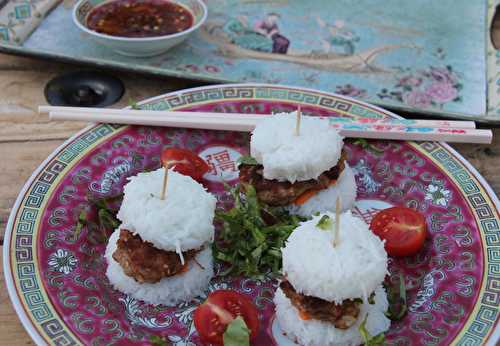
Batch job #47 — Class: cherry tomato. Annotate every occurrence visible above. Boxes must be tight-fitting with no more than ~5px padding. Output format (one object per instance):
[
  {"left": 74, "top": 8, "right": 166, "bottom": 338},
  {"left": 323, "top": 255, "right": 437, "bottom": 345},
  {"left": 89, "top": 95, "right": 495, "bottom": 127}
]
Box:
[
  {"left": 194, "top": 290, "right": 259, "bottom": 345},
  {"left": 370, "top": 207, "right": 427, "bottom": 257},
  {"left": 161, "top": 148, "right": 209, "bottom": 182}
]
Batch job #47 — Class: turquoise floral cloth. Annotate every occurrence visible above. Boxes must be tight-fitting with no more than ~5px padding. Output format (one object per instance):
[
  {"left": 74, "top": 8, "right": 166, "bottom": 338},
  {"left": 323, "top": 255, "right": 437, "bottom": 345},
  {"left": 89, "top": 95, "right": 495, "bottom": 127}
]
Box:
[
  {"left": 328, "top": 31, "right": 360, "bottom": 55},
  {"left": 223, "top": 19, "right": 273, "bottom": 52}
]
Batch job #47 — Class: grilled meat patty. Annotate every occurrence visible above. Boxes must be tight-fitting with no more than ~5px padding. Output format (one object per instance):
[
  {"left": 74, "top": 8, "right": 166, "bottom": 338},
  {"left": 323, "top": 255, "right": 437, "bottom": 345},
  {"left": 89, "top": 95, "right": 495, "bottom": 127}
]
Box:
[
  {"left": 280, "top": 280, "right": 361, "bottom": 329},
  {"left": 113, "top": 229, "right": 198, "bottom": 284},
  {"left": 239, "top": 151, "right": 346, "bottom": 206}
]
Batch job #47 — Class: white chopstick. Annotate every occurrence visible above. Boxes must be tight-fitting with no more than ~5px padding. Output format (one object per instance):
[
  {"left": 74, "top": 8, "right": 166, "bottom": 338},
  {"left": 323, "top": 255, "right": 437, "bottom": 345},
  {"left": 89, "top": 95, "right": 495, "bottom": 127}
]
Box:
[
  {"left": 41, "top": 106, "right": 492, "bottom": 144},
  {"left": 49, "top": 111, "right": 260, "bottom": 131},
  {"left": 39, "top": 106, "right": 477, "bottom": 129}
]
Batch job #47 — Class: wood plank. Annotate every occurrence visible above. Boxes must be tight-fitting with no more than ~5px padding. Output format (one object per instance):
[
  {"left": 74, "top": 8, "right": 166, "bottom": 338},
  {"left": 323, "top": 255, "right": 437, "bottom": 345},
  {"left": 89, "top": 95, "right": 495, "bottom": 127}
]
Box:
[
  {"left": 0, "top": 246, "right": 34, "bottom": 345},
  {"left": 0, "top": 140, "right": 62, "bottom": 241}
]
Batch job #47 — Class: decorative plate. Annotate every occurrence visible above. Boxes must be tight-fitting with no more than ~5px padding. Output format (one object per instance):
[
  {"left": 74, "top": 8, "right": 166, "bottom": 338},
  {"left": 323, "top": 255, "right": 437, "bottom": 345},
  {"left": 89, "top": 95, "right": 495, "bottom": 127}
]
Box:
[{"left": 4, "top": 84, "right": 500, "bottom": 346}]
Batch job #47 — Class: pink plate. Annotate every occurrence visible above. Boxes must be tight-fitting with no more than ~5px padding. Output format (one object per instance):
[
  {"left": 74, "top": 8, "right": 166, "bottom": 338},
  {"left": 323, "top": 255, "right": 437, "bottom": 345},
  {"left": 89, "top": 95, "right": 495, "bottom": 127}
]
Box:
[{"left": 4, "top": 84, "right": 500, "bottom": 345}]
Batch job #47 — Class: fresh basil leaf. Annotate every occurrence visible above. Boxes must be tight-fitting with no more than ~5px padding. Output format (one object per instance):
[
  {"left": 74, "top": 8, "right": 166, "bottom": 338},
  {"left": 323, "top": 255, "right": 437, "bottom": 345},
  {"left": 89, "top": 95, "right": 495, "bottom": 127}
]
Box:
[
  {"left": 237, "top": 155, "right": 259, "bottom": 166},
  {"left": 316, "top": 214, "right": 332, "bottom": 230},
  {"left": 359, "top": 315, "right": 385, "bottom": 346},
  {"left": 223, "top": 316, "right": 250, "bottom": 346}
]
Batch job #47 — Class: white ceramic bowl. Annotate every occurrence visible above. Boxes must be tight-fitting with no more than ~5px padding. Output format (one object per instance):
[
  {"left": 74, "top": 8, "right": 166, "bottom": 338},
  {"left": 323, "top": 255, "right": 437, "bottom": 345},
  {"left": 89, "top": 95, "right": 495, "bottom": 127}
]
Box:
[{"left": 72, "top": 0, "right": 207, "bottom": 57}]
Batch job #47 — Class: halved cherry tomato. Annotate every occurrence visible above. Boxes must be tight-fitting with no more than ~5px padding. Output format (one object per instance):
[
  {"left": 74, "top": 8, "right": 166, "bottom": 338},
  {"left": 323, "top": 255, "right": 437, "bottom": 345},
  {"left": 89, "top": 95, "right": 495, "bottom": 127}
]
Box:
[
  {"left": 194, "top": 290, "right": 259, "bottom": 345},
  {"left": 370, "top": 206, "right": 427, "bottom": 257},
  {"left": 161, "top": 148, "right": 209, "bottom": 182}
]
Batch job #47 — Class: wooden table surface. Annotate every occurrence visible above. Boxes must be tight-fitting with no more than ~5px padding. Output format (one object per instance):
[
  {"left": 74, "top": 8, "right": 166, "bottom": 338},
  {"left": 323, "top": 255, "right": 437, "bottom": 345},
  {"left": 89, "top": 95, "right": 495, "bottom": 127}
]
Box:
[{"left": 0, "top": 51, "right": 499, "bottom": 345}]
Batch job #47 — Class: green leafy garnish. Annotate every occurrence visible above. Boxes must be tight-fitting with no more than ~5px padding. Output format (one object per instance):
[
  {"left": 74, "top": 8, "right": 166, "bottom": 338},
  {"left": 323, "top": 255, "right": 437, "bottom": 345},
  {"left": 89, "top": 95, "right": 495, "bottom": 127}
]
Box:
[
  {"left": 237, "top": 155, "right": 259, "bottom": 166},
  {"left": 72, "top": 193, "right": 123, "bottom": 244},
  {"left": 352, "top": 138, "right": 369, "bottom": 149},
  {"left": 316, "top": 214, "right": 332, "bottom": 230},
  {"left": 223, "top": 316, "right": 250, "bottom": 346},
  {"left": 74, "top": 210, "right": 87, "bottom": 240},
  {"left": 384, "top": 273, "right": 407, "bottom": 321},
  {"left": 149, "top": 335, "right": 169, "bottom": 346},
  {"left": 359, "top": 316, "right": 385, "bottom": 346},
  {"left": 214, "top": 184, "right": 304, "bottom": 277},
  {"left": 128, "top": 98, "right": 142, "bottom": 110},
  {"left": 368, "top": 292, "right": 376, "bottom": 305}
]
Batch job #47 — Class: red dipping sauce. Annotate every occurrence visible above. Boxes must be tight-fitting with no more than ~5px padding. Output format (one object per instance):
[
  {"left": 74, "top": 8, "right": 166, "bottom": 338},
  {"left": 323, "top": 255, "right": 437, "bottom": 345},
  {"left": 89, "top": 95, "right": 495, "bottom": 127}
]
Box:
[{"left": 86, "top": 0, "right": 194, "bottom": 38}]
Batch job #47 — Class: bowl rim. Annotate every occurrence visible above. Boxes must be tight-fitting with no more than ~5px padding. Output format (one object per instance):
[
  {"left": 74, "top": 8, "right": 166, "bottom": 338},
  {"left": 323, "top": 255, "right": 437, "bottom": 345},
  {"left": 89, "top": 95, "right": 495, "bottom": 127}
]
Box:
[{"left": 72, "top": 0, "right": 208, "bottom": 42}]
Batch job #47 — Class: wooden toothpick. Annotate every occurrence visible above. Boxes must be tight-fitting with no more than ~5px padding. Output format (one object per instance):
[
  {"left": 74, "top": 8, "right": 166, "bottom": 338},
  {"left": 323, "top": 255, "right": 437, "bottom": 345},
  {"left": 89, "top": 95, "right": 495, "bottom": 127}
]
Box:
[
  {"left": 295, "top": 106, "right": 301, "bottom": 136},
  {"left": 160, "top": 164, "right": 168, "bottom": 200},
  {"left": 333, "top": 197, "right": 340, "bottom": 247}
]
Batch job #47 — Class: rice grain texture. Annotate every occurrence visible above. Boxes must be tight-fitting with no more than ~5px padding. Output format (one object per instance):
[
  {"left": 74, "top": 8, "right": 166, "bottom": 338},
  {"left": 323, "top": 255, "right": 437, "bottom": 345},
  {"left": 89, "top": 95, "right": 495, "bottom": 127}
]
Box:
[
  {"left": 282, "top": 212, "right": 388, "bottom": 303},
  {"left": 117, "top": 168, "right": 217, "bottom": 252},
  {"left": 250, "top": 112, "right": 343, "bottom": 183},
  {"left": 105, "top": 229, "right": 214, "bottom": 306}
]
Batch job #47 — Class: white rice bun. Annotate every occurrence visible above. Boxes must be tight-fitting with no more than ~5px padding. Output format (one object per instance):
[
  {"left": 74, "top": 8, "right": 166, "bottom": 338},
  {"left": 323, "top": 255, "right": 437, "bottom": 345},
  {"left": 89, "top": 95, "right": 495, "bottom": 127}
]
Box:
[
  {"left": 117, "top": 168, "right": 217, "bottom": 252},
  {"left": 282, "top": 211, "right": 388, "bottom": 303},
  {"left": 287, "top": 164, "right": 357, "bottom": 217},
  {"left": 105, "top": 229, "right": 213, "bottom": 306},
  {"left": 274, "top": 285, "right": 391, "bottom": 346},
  {"left": 250, "top": 112, "right": 343, "bottom": 183}
]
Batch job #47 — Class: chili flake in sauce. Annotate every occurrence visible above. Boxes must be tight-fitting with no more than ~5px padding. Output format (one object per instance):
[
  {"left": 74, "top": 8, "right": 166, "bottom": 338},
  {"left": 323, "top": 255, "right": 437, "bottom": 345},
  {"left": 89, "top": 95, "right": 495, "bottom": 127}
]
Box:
[{"left": 86, "top": 0, "right": 194, "bottom": 38}]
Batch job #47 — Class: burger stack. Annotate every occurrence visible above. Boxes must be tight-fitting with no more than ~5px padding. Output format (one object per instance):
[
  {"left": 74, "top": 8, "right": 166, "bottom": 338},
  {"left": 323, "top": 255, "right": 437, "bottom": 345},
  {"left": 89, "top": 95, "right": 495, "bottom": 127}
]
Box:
[{"left": 105, "top": 168, "right": 216, "bottom": 306}]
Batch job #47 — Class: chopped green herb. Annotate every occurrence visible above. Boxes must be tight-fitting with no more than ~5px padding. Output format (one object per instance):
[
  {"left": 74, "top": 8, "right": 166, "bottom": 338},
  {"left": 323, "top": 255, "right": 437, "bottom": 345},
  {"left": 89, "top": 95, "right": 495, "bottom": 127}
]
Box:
[
  {"left": 214, "top": 184, "right": 304, "bottom": 277},
  {"left": 223, "top": 316, "right": 250, "bottom": 346},
  {"left": 149, "top": 335, "right": 169, "bottom": 346},
  {"left": 316, "top": 214, "right": 332, "bottom": 230},
  {"left": 98, "top": 208, "right": 120, "bottom": 229},
  {"left": 237, "top": 155, "right": 259, "bottom": 166},
  {"left": 128, "top": 98, "right": 142, "bottom": 110},
  {"left": 352, "top": 138, "right": 369, "bottom": 149},
  {"left": 352, "top": 292, "right": 375, "bottom": 306},
  {"left": 384, "top": 273, "right": 407, "bottom": 321},
  {"left": 74, "top": 193, "right": 123, "bottom": 244},
  {"left": 359, "top": 315, "right": 385, "bottom": 346},
  {"left": 74, "top": 210, "right": 87, "bottom": 240}
]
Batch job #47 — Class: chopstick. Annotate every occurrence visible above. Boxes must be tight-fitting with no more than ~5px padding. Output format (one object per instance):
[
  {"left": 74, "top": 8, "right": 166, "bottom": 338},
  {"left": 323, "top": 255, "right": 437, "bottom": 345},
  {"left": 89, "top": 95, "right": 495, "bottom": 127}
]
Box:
[
  {"left": 39, "top": 106, "right": 477, "bottom": 129},
  {"left": 40, "top": 106, "right": 492, "bottom": 144}
]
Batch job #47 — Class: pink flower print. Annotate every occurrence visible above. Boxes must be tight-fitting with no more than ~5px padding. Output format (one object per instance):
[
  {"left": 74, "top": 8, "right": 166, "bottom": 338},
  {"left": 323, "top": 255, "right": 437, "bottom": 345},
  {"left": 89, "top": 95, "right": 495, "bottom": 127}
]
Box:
[
  {"left": 402, "top": 90, "right": 432, "bottom": 108},
  {"left": 429, "top": 67, "right": 458, "bottom": 85},
  {"left": 424, "top": 82, "right": 458, "bottom": 104},
  {"left": 397, "top": 75, "right": 422, "bottom": 88}
]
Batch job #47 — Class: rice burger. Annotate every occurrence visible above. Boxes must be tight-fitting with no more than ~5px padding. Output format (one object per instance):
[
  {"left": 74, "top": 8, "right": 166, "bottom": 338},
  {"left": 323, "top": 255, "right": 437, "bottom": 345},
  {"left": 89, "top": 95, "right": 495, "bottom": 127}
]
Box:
[
  {"left": 105, "top": 168, "right": 217, "bottom": 306},
  {"left": 274, "top": 211, "right": 391, "bottom": 346},
  {"left": 239, "top": 112, "right": 356, "bottom": 217}
]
